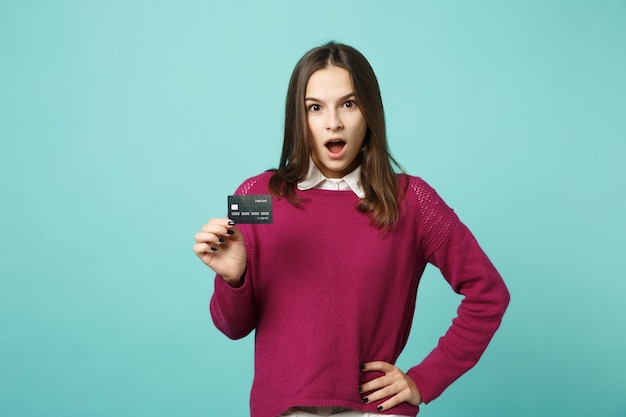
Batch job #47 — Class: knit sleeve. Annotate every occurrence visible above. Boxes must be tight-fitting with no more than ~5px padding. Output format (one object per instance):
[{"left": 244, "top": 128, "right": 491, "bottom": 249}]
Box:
[
  {"left": 210, "top": 272, "right": 256, "bottom": 339},
  {"left": 208, "top": 175, "right": 266, "bottom": 340},
  {"left": 405, "top": 178, "right": 510, "bottom": 403}
]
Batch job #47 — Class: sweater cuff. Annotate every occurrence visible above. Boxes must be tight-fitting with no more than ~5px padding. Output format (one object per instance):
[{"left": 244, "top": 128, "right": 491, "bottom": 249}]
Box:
[
  {"left": 213, "top": 271, "right": 251, "bottom": 302},
  {"left": 210, "top": 272, "right": 255, "bottom": 340},
  {"left": 407, "top": 365, "right": 443, "bottom": 404}
]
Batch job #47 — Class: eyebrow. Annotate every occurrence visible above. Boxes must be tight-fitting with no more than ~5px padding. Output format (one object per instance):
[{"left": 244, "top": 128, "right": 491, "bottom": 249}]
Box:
[{"left": 304, "top": 92, "right": 356, "bottom": 102}]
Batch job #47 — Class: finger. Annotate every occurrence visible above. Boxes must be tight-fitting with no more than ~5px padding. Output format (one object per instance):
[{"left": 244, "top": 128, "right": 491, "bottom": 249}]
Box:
[
  {"left": 201, "top": 222, "right": 242, "bottom": 241},
  {"left": 207, "top": 218, "right": 234, "bottom": 227},
  {"left": 203, "top": 218, "right": 237, "bottom": 232},
  {"left": 192, "top": 242, "right": 218, "bottom": 258},
  {"left": 359, "top": 373, "right": 393, "bottom": 394},
  {"left": 361, "top": 361, "right": 395, "bottom": 373},
  {"left": 359, "top": 361, "right": 395, "bottom": 393},
  {"left": 376, "top": 385, "right": 413, "bottom": 412},
  {"left": 361, "top": 380, "right": 403, "bottom": 404},
  {"left": 201, "top": 223, "right": 228, "bottom": 236},
  {"left": 193, "top": 242, "right": 218, "bottom": 254},
  {"left": 360, "top": 370, "right": 405, "bottom": 400},
  {"left": 194, "top": 231, "right": 226, "bottom": 246}
]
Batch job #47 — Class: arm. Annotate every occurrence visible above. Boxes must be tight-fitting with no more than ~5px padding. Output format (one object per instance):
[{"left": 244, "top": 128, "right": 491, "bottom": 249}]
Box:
[
  {"left": 359, "top": 178, "right": 508, "bottom": 410},
  {"left": 193, "top": 218, "right": 256, "bottom": 339},
  {"left": 407, "top": 220, "right": 510, "bottom": 403},
  {"left": 209, "top": 268, "right": 257, "bottom": 340}
]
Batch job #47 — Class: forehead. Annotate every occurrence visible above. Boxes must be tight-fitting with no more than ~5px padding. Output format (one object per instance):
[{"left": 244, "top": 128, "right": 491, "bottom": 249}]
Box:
[{"left": 305, "top": 66, "right": 354, "bottom": 97}]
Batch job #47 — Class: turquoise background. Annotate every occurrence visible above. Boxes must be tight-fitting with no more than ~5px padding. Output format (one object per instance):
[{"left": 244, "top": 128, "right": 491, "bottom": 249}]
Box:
[{"left": 1, "top": 1, "right": 625, "bottom": 416}]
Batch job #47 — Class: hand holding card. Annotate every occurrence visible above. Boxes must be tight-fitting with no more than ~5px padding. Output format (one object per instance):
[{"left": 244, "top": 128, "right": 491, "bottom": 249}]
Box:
[
  {"left": 192, "top": 218, "right": 247, "bottom": 287},
  {"left": 228, "top": 195, "right": 273, "bottom": 224}
]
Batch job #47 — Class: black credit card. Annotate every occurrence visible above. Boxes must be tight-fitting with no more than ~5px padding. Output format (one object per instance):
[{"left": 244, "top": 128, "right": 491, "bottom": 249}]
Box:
[{"left": 228, "top": 195, "right": 273, "bottom": 224}]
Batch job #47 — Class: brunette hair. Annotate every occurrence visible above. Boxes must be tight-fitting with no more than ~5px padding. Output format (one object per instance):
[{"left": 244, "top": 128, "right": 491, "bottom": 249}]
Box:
[{"left": 269, "top": 41, "right": 404, "bottom": 228}]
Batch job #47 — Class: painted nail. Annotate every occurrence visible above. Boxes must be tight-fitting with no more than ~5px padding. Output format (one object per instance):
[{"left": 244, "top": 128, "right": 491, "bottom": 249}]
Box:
[
  {"left": 218, "top": 238, "right": 225, "bottom": 243},
  {"left": 358, "top": 386, "right": 362, "bottom": 393},
  {"left": 228, "top": 220, "right": 236, "bottom": 225},
  {"left": 361, "top": 397, "right": 369, "bottom": 403},
  {"left": 226, "top": 230, "right": 235, "bottom": 235},
  {"left": 210, "top": 247, "right": 218, "bottom": 251},
  {"left": 359, "top": 364, "right": 366, "bottom": 370},
  {"left": 377, "top": 406, "right": 383, "bottom": 411}
]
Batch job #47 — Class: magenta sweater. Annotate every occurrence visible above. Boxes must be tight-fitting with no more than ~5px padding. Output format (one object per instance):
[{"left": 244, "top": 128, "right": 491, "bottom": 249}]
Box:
[{"left": 210, "top": 171, "right": 510, "bottom": 417}]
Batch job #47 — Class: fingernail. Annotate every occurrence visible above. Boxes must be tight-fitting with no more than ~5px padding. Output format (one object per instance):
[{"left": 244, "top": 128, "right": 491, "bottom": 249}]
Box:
[
  {"left": 361, "top": 397, "right": 369, "bottom": 403},
  {"left": 358, "top": 386, "right": 362, "bottom": 393},
  {"left": 226, "top": 230, "right": 235, "bottom": 235},
  {"left": 360, "top": 364, "right": 366, "bottom": 370},
  {"left": 377, "top": 406, "right": 383, "bottom": 411},
  {"left": 228, "top": 220, "right": 236, "bottom": 225},
  {"left": 218, "top": 238, "right": 225, "bottom": 243},
  {"left": 210, "top": 247, "right": 218, "bottom": 251}
]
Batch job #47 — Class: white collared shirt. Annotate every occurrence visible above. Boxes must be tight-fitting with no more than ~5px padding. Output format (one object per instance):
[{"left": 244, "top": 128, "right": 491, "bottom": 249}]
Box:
[{"left": 297, "top": 158, "right": 365, "bottom": 198}]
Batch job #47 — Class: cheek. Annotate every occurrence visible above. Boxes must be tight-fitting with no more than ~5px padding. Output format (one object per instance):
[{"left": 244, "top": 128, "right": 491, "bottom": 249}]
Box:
[
  {"left": 359, "top": 118, "right": 367, "bottom": 134},
  {"left": 307, "top": 118, "right": 324, "bottom": 142},
  {"left": 353, "top": 115, "right": 367, "bottom": 139}
]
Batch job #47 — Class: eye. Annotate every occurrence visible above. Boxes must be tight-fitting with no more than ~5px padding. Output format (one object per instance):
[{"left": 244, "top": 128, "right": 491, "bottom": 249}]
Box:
[
  {"left": 308, "top": 103, "right": 321, "bottom": 112},
  {"left": 343, "top": 100, "right": 357, "bottom": 108}
]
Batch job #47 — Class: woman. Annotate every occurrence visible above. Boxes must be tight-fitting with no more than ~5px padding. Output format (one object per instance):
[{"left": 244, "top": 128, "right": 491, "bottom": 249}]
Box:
[{"left": 193, "top": 42, "right": 510, "bottom": 417}]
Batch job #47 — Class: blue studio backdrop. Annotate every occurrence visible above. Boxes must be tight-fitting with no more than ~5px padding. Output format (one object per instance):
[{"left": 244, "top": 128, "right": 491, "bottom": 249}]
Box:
[{"left": 1, "top": 1, "right": 625, "bottom": 416}]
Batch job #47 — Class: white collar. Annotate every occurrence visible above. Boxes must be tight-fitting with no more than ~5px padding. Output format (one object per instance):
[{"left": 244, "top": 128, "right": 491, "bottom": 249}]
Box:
[{"left": 297, "top": 158, "right": 365, "bottom": 198}]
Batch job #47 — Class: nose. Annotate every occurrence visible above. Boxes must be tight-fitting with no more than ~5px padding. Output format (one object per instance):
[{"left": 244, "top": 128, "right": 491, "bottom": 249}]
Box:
[{"left": 325, "top": 109, "right": 343, "bottom": 131}]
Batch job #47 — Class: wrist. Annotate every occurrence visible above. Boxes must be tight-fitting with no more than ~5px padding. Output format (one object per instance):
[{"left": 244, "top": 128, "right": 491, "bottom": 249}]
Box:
[{"left": 222, "top": 268, "right": 246, "bottom": 288}]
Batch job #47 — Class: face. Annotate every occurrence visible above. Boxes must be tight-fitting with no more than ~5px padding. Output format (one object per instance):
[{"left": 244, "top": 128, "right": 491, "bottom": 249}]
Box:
[{"left": 305, "top": 65, "right": 367, "bottom": 178}]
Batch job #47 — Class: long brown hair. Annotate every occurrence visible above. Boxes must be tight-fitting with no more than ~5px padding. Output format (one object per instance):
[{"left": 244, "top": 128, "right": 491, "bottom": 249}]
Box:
[{"left": 269, "top": 41, "right": 404, "bottom": 228}]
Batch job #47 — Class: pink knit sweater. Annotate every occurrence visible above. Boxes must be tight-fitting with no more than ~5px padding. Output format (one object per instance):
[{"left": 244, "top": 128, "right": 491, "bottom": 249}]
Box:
[{"left": 210, "top": 171, "right": 510, "bottom": 417}]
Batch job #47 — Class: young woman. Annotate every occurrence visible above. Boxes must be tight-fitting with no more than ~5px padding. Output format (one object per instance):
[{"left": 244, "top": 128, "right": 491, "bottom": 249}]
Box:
[{"left": 193, "top": 42, "right": 510, "bottom": 417}]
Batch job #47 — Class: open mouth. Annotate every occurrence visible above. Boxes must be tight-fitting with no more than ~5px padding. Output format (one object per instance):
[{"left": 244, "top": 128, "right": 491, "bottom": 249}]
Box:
[{"left": 325, "top": 139, "right": 346, "bottom": 154}]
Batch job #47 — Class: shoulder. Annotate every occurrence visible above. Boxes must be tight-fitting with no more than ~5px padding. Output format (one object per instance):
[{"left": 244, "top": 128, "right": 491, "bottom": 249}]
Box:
[
  {"left": 399, "top": 174, "right": 459, "bottom": 252},
  {"left": 398, "top": 174, "right": 449, "bottom": 209},
  {"left": 234, "top": 171, "right": 274, "bottom": 195}
]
